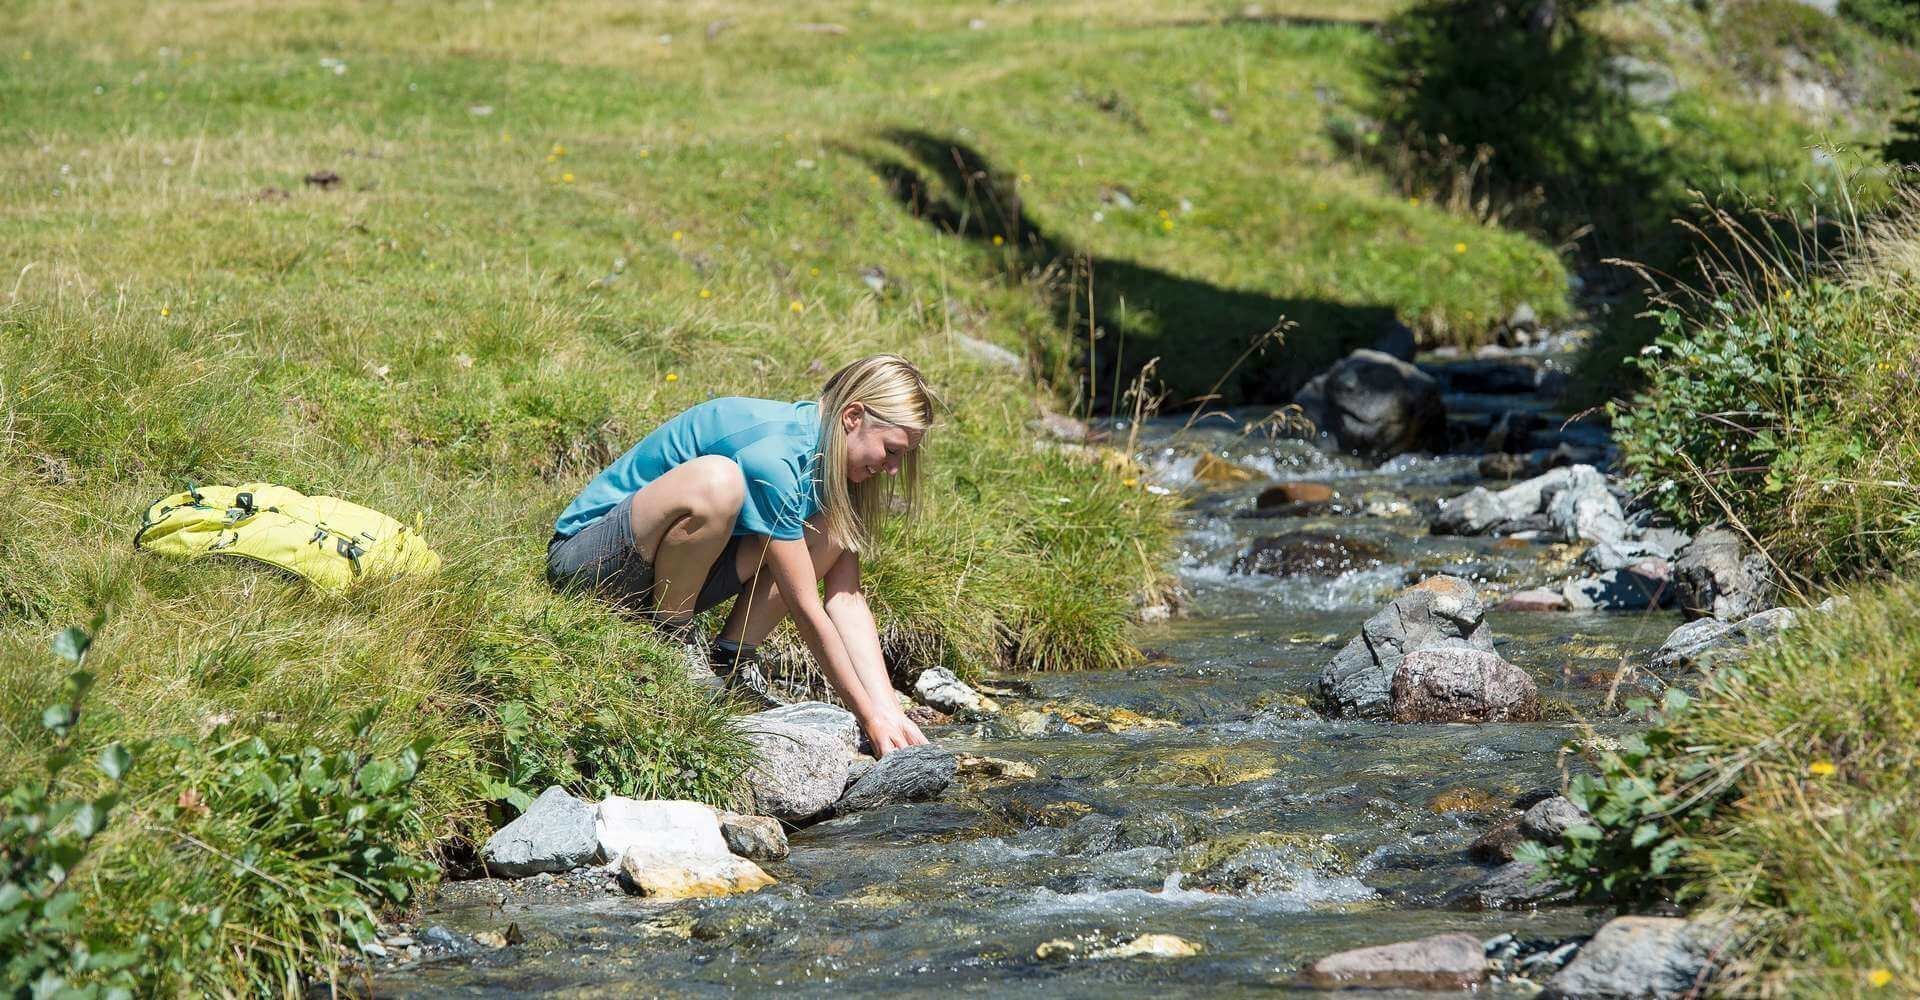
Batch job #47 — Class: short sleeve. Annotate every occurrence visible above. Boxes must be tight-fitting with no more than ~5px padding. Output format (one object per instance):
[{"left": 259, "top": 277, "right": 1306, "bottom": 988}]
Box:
[{"left": 734, "top": 442, "right": 811, "bottom": 541}]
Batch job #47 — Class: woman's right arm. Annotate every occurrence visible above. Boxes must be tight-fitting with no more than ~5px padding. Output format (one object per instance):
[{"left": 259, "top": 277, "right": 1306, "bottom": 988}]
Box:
[{"left": 758, "top": 537, "right": 907, "bottom": 750}]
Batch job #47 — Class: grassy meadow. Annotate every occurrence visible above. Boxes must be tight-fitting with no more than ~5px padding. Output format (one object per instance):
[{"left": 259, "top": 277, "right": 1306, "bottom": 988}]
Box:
[{"left": 3, "top": 0, "right": 1903, "bottom": 991}]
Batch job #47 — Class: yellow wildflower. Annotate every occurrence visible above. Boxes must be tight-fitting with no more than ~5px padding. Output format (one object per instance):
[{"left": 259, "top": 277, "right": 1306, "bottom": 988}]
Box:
[
  {"left": 551, "top": 143, "right": 565, "bottom": 157},
  {"left": 160, "top": 306, "right": 170, "bottom": 317},
  {"left": 639, "top": 148, "right": 651, "bottom": 158},
  {"left": 21, "top": 50, "right": 31, "bottom": 61},
  {"left": 1809, "top": 760, "right": 1836, "bottom": 777},
  {"left": 869, "top": 174, "right": 880, "bottom": 185},
  {"left": 1157, "top": 209, "right": 1170, "bottom": 219},
  {"left": 664, "top": 372, "right": 679, "bottom": 382},
  {"left": 1454, "top": 242, "right": 1467, "bottom": 254},
  {"left": 699, "top": 288, "right": 712, "bottom": 299},
  {"left": 1020, "top": 173, "right": 1032, "bottom": 182},
  {"left": 1869, "top": 970, "right": 1893, "bottom": 988},
  {"left": 672, "top": 230, "right": 683, "bottom": 241},
  {"left": 809, "top": 267, "right": 820, "bottom": 277},
  {"left": 789, "top": 300, "right": 804, "bottom": 313},
  {"left": 1783, "top": 289, "right": 1794, "bottom": 300},
  {"left": 500, "top": 130, "right": 512, "bottom": 142},
  {"left": 1408, "top": 196, "right": 1420, "bottom": 206},
  {"left": 992, "top": 235, "right": 1004, "bottom": 246},
  {"left": 561, "top": 172, "right": 574, "bottom": 183},
  {"left": 1122, "top": 478, "right": 1139, "bottom": 488},
  {"left": 1161, "top": 219, "right": 1174, "bottom": 231}
]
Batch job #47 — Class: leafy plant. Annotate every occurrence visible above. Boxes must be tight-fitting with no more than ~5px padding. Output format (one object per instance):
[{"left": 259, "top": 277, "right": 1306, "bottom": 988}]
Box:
[
  {"left": 1, "top": 618, "right": 138, "bottom": 999},
  {"left": 1519, "top": 689, "right": 1721, "bottom": 909}
]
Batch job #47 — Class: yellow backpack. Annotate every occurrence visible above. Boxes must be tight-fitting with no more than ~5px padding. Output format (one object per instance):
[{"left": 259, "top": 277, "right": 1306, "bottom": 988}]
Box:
[{"left": 135, "top": 483, "right": 442, "bottom": 591}]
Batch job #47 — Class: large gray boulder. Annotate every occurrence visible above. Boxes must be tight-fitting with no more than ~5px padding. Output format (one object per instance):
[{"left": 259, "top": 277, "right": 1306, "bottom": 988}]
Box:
[
  {"left": 1545, "top": 470, "right": 1629, "bottom": 545},
  {"left": 1673, "top": 527, "right": 1775, "bottom": 621},
  {"left": 481, "top": 786, "right": 599, "bottom": 877},
  {"left": 738, "top": 718, "right": 856, "bottom": 821},
  {"left": 1301, "top": 933, "right": 1487, "bottom": 991},
  {"left": 1542, "top": 917, "right": 1723, "bottom": 999},
  {"left": 1317, "top": 576, "right": 1497, "bottom": 720},
  {"left": 1519, "top": 795, "right": 1592, "bottom": 844},
  {"left": 1390, "top": 647, "right": 1540, "bottom": 723},
  {"left": 834, "top": 744, "right": 957, "bottom": 813},
  {"left": 1293, "top": 349, "right": 1447, "bottom": 458}
]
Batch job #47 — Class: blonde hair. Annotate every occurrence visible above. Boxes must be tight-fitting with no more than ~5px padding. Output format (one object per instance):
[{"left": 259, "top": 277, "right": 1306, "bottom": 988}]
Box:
[{"left": 816, "top": 355, "right": 936, "bottom": 553}]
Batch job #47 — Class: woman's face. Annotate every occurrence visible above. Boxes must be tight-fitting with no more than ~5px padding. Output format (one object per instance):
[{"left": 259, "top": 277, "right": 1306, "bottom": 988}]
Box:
[{"left": 841, "top": 405, "right": 922, "bottom": 483}]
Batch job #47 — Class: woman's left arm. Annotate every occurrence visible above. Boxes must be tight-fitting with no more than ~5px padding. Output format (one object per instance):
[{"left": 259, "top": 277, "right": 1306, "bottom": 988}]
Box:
[{"left": 824, "top": 553, "right": 927, "bottom": 748}]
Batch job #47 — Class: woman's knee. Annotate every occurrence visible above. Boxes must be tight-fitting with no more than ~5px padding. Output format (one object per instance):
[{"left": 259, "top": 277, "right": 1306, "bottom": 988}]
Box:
[{"left": 679, "top": 455, "right": 746, "bottom": 520}]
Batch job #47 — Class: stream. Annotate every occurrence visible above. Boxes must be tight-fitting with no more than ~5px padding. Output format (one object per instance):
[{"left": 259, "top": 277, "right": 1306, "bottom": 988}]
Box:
[{"left": 380, "top": 347, "right": 1685, "bottom": 997}]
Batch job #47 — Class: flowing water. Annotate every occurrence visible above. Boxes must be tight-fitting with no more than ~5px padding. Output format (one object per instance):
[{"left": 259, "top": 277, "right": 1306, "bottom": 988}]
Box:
[{"left": 383, "top": 363, "right": 1685, "bottom": 997}]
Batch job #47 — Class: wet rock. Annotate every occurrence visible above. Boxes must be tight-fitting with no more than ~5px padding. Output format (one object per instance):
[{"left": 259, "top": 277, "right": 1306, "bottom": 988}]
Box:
[
  {"left": 1293, "top": 348, "right": 1448, "bottom": 458},
  {"left": 1232, "top": 532, "right": 1389, "bottom": 577},
  {"left": 914, "top": 667, "right": 995, "bottom": 715},
  {"left": 1479, "top": 451, "right": 1537, "bottom": 480},
  {"left": 1253, "top": 481, "right": 1336, "bottom": 517},
  {"left": 957, "top": 753, "right": 1038, "bottom": 783},
  {"left": 1542, "top": 917, "right": 1723, "bottom": 999},
  {"left": 1520, "top": 796, "right": 1592, "bottom": 844},
  {"left": 1468, "top": 817, "right": 1526, "bottom": 862},
  {"left": 1650, "top": 607, "right": 1797, "bottom": 671},
  {"left": 718, "top": 812, "right": 789, "bottom": 861},
  {"left": 1427, "top": 787, "right": 1502, "bottom": 813},
  {"left": 1063, "top": 810, "right": 1206, "bottom": 854},
  {"left": 1561, "top": 562, "right": 1675, "bottom": 611},
  {"left": 1447, "top": 859, "right": 1569, "bottom": 910},
  {"left": 845, "top": 753, "right": 877, "bottom": 788},
  {"left": 748, "top": 701, "right": 859, "bottom": 752},
  {"left": 738, "top": 719, "right": 855, "bottom": 821},
  {"left": 1301, "top": 932, "right": 1487, "bottom": 991},
  {"left": 1498, "top": 587, "right": 1570, "bottom": 612},
  {"left": 481, "top": 786, "right": 598, "bottom": 877},
  {"left": 1390, "top": 647, "right": 1541, "bottom": 723},
  {"left": 1193, "top": 452, "right": 1259, "bottom": 484},
  {"left": 418, "top": 926, "right": 477, "bottom": 955},
  {"left": 1091, "top": 933, "right": 1201, "bottom": 959},
  {"left": 834, "top": 744, "right": 956, "bottom": 813},
  {"left": 1179, "top": 832, "right": 1348, "bottom": 895},
  {"left": 1317, "top": 576, "right": 1498, "bottom": 720},
  {"left": 1673, "top": 527, "right": 1775, "bottom": 621}
]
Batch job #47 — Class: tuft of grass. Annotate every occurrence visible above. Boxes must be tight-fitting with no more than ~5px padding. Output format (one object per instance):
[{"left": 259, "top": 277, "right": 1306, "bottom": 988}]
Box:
[{"left": 1661, "top": 581, "right": 1920, "bottom": 994}]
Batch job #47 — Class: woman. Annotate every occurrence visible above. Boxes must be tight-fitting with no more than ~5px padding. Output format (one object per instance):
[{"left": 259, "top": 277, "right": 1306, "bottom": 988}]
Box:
[{"left": 546, "top": 355, "right": 934, "bottom": 756}]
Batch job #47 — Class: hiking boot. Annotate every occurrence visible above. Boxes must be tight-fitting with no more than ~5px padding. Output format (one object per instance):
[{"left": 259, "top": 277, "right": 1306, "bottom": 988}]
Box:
[
  {"left": 676, "top": 640, "right": 726, "bottom": 695},
  {"left": 717, "top": 657, "right": 784, "bottom": 710}
]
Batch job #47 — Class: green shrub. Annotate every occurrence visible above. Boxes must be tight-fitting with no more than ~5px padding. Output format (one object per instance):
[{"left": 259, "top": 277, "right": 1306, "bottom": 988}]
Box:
[
  {"left": 1, "top": 623, "right": 137, "bottom": 1000},
  {"left": 1842, "top": 0, "right": 1920, "bottom": 43},
  {"left": 1611, "top": 188, "right": 1920, "bottom": 581}
]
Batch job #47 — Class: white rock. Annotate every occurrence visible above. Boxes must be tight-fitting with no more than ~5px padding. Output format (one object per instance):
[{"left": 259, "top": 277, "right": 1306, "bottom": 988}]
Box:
[
  {"left": 915, "top": 667, "right": 993, "bottom": 715},
  {"left": 594, "top": 797, "right": 729, "bottom": 867}
]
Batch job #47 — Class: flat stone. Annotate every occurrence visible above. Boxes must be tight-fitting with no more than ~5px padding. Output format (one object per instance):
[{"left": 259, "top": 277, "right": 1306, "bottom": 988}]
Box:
[
  {"left": 718, "top": 812, "right": 789, "bottom": 861},
  {"left": 1651, "top": 607, "right": 1797, "bottom": 670},
  {"left": 834, "top": 744, "right": 957, "bottom": 813},
  {"left": 1542, "top": 917, "right": 1724, "bottom": 999},
  {"left": 1257, "top": 481, "right": 1334, "bottom": 507},
  {"left": 1582, "top": 539, "right": 1674, "bottom": 573},
  {"left": 1301, "top": 932, "right": 1487, "bottom": 991},
  {"left": 619, "top": 846, "right": 774, "bottom": 900},
  {"left": 1232, "top": 532, "right": 1390, "bottom": 577},
  {"left": 595, "top": 798, "right": 731, "bottom": 867},
  {"left": 1090, "top": 933, "right": 1201, "bottom": 959},
  {"left": 1434, "top": 465, "right": 1607, "bottom": 536},
  {"left": 482, "top": 786, "right": 599, "bottom": 877},
  {"left": 1519, "top": 796, "right": 1591, "bottom": 844},
  {"left": 1498, "top": 587, "right": 1570, "bottom": 612},
  {"left": 1390, "top": 646, "right": 1541, "bottom": 723}
]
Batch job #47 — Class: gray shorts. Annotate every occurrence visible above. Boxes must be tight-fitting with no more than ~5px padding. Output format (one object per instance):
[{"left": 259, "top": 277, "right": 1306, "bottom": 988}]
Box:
[{"left": 546, "top": 494, "right": 748, "bottom": 615}]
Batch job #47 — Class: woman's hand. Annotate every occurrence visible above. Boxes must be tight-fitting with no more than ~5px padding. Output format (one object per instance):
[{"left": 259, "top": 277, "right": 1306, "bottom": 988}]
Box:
[{"left": 864, "top": 710, "right": 928, "bottom": 757}]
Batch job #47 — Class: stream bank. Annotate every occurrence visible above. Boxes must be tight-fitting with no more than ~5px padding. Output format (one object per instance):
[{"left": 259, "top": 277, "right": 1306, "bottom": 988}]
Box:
[{"left": 372, "top": 339, "right": 1720, "bottom": 997}]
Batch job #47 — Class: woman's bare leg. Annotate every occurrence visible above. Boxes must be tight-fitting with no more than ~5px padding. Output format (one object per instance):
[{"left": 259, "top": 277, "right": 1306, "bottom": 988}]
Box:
[
  {"left": 718, "top": 515, "right": 841, "bottom": 645},
  {"left": 623, "top": 455, "right": 745, "bottom": 619}
]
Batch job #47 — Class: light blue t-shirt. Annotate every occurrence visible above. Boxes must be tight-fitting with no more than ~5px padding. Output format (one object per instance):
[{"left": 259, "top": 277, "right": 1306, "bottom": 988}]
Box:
[{"left": 554, "top": 397, "right": 823, "bottom": 541}]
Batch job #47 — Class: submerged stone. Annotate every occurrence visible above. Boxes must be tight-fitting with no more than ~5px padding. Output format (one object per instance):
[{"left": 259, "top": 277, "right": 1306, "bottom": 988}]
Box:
[
  {"left": 1390, "top": 647, "right": 1540, "bottom": 723},
  {"left": 1301, "top": 932, "right": 1487, "bottom": 991},
  {"left": 1179, "top": 832, "right": 1348, "bottom": 896},
  {"left": 1231, "top": 532, "right": 1389, "bottom": 577},
  {"left": 718, "top": 812, "right": 789, "bottom": 862},
  {"left": 1091, "top": 933, "right": 1201, "bottom": 960},
  {"left": 834, "top": 744, "right": 956, "bottom": 813}
]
